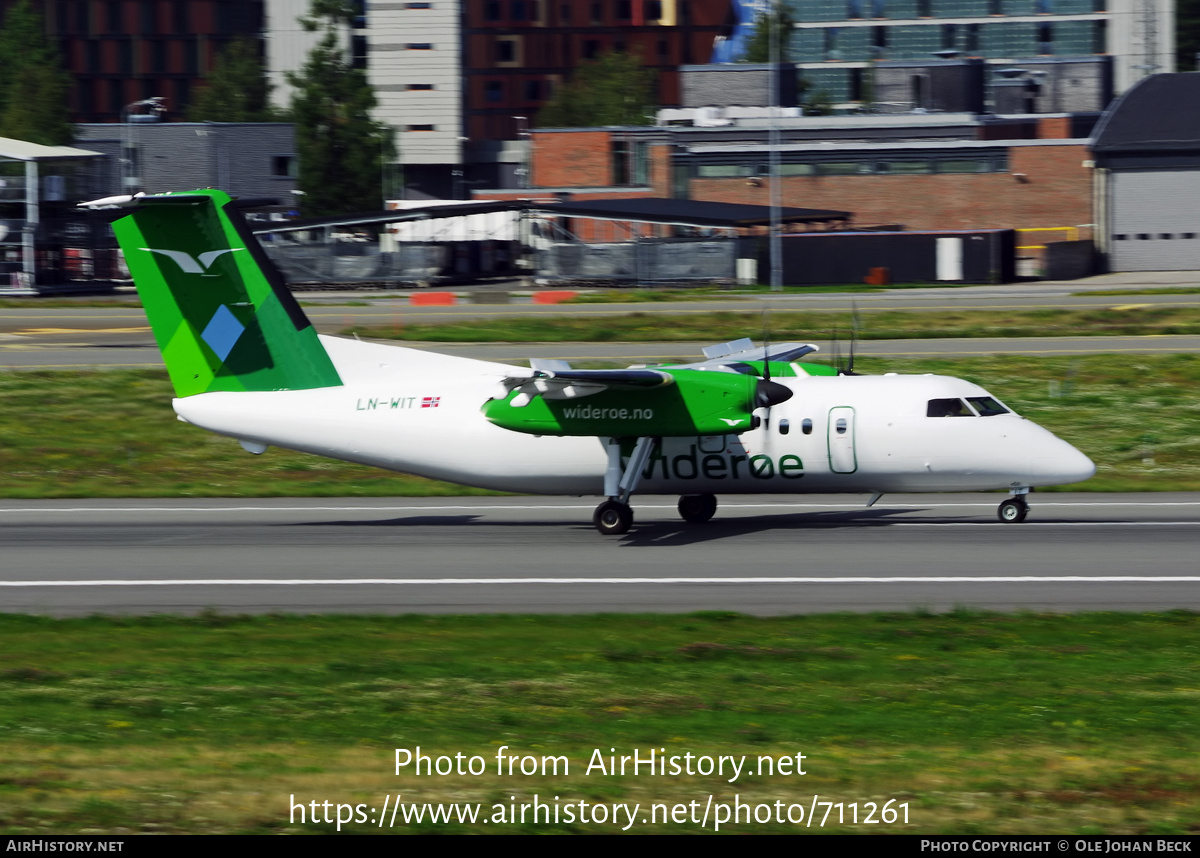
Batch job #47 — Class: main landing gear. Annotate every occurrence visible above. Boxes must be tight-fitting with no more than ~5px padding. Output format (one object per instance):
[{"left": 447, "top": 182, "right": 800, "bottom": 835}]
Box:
[
  {"left": 678, "top": 493, "right": 717, "bottom": 523},
  {"left": 593, "top": 436, "right": 659, "bottom": 535},
  {"left": 997, "top": 488, "right": 1030, "bottom": 523}
]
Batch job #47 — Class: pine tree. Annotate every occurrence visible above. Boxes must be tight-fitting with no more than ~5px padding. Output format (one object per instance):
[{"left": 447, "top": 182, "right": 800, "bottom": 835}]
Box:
[
  {"left": 288, "top": 1, "right": 391, "bottom": 215},
  {"left": 536, "top": 52, "right": 656, "bottom": 127},
  {"left": 0, "top": 0, "right": 72, "bottom": 145},
  {"left": 739, "top": 2, "right": 795, "bottom": 64},
  {"left": 188, "top": 36, "right": 277, "bottom": 122}
]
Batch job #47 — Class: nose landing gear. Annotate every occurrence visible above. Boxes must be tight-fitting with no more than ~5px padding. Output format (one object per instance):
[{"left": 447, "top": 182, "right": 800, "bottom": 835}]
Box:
[{"left": 998, "top": 488, "right": 1030, "bottom": 523}]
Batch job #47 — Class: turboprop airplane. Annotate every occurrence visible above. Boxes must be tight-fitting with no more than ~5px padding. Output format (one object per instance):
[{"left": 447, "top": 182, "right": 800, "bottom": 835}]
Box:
[{"left": 83, "top": 189, "right": 1095, "bottom": 535}]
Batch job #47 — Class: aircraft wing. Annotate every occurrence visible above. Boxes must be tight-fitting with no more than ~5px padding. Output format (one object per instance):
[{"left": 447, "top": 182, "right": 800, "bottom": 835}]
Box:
[{"left": 670, "top": 341, "right": 820, "bottom": 371}]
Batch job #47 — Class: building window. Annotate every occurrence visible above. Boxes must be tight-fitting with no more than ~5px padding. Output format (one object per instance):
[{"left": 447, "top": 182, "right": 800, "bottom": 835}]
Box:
[
  {"left": 407, "top": 83, "right": 435, "bottom": 90},
  {"left": 1093, "top": 19, "right": 1106, "bottom": 52},
  {"left": 152, "top": 39, "right": 167, "bottom": 73},
  {"left": 109, "top": 79, "right": 124, "bottom": 113},
  {"left": 407, "top": 124, "right": 436, "bottom": 131},
  {"left": 512, "top": 0, "right": 527, "bottom": 20},
  {"left": 647, "top": 0, "right": 662, "bottom": 20},
  {"left": 1038, "top": 22, "right": 1053, "bottom": 54},
  {"left": 584, "top": 39, "right": 600, "bottom": 58},
  {"left": 849, "top": 68, "right": 864, "bottom": 101},
  {"left": 989, "top": 0, "right": 1002, "bottom": 14},
  {"left": 966, "top": 23, "right": 980, "bottom": 52},
  {"left": 352, "top": 35, "right": 368, "bottom": 68},
  {"left": 918, "top": 0, "right": 931, "bottom": 15},
  {"left": 847, "top": 0, "right": 862, "bottom": 18},
  {"left": 486, "top": 0, "right": 501, "bottom": 21},
  {"left": 657, "top": 38, "right": 668, "bottom": 59},
  {"left": 560, "top": 3, "right": 571, "bottom": 21},
  {"left": 823, "top": 28, "right": 840, "bottom": 61},
  {"left": 616, "top": 0, "right": 631, "bottom": 20},
  {"left": 350, "top": 0, "right": 367, "bottom": 26},
  {"left": 590, "top": 2, "right": 602, "bottom": 23},
  {"left": 184, "top": 38, "right": 199, "bottom": 74},
  {"left": 407, "top": 43, "right": 433, "bottom": 49},
  {"left": 107, "top": 1, "right": 122, "bottom": 33},
  {"left": 86, "top": 40, "right": 100, "bottom": 73},
  {"left": 871, "top": 0, "right": 885, "bottom": 17},
  {"left": 1035, "top": 0, "right": 1051, "bottom": 11},
  {"left": 140, "top": 0, "right": 156, "bottom": 33},
  {"left": 77, "top": 1, "right": 91, "bottom": 34},
  {"left": 497, "top": 39, "right": 515, "bottom": 62},
  {"left": 486, "top": 80, "right": 503, "bottom": 102},
  {"left": 272, "top": 156, "right": 297, "bottom": 178},
  {"left": 173, "top": 3, "right": 188, "bottom": 32},
  {"left": 872, "top": 26, "right": 887, "bottom": 53},
  {"left": 942, "top": 23, "right": 956, "bottom": 50},
  {"left": 612, "top": 140, "right": 630, "bottom": 185},
  {"left": 525, "top": 79, "right": 541, "bottom": 100},
  {"left": 118, "top": 38, "right": 133, "bottom": 74},
  {"left": 407, "top": 2, "right": 433, "bottom": 7}
]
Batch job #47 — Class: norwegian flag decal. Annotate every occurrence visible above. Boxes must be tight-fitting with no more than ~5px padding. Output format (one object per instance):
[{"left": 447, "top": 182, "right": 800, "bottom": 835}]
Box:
[{"left": 421, "top": 396, "right": 441, "bottom": 408}]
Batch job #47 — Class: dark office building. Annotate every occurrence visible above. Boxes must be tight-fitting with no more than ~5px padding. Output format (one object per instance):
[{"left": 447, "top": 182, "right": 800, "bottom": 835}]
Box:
[{"left": 1, "top": 0, "right": 264, "bottom": 123}]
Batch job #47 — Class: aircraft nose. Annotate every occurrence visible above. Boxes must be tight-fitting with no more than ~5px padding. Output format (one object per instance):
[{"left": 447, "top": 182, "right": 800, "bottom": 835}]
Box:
[{"left": 1030, "top": 437, "right": 1095, "bottom": 487}]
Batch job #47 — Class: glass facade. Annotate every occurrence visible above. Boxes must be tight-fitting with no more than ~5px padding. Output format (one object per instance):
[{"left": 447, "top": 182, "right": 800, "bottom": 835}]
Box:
[{"left": 782, "top": 0, "right": 1112, "bottom": 102}]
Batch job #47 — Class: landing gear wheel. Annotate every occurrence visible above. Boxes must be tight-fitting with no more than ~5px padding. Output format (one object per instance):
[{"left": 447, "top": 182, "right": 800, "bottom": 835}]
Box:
[
  {"left": 594, "top": 500, "right": 633, "bottom": 535},
  {"left": 678, "top": 493, "right": 718, "bottom": 524},
  {"left": 998, "top": 498, "right": 1028, "bottom": 523}
]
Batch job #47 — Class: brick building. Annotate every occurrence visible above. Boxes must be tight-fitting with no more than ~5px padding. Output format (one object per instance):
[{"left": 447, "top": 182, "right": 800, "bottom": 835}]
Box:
[{"left": 523, "top": 114, "right": 1094, "bottom": 234}]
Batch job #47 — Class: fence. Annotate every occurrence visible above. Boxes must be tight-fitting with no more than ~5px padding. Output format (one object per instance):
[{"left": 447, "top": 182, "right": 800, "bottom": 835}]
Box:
[
  {"left": 262, "top": 239, "right": 520, "bottom": 284},
  {"left": 538, "top": 238, "right": 737, "bottom": 284}
]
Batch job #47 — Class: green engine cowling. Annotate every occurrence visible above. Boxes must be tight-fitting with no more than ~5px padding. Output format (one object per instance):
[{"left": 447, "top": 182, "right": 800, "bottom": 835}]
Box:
[{"left": 481, "top": 369, "right": 792, "bottom": 437}]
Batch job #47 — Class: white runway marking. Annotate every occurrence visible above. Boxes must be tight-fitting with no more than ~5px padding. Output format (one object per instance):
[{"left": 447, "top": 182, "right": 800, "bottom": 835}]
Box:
[
  {"left": 4, "top": 577, "right": 1200, "bottom": 587},
  {"left": 4, "top": 501, "right": 1200, "bottom": 514}
]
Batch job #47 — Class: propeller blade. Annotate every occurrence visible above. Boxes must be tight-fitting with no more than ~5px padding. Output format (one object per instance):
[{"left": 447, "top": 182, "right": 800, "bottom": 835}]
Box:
[
  {"left": 761, "top": 308, "right": 771, "bottom": 383},
  {"left": 847, "top": 301, "right": 859, "bottom": 375}
]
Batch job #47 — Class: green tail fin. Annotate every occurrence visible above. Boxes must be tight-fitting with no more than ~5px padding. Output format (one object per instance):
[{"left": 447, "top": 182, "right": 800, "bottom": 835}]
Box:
[{"left": 110, "top": 189, "right": 342, "bottom": 397}]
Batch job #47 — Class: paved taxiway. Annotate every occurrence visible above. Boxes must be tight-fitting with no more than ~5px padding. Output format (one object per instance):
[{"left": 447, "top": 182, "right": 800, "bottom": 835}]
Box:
[
  {"left": 2, "top": 494, "right": 1197, "bottom": 616},
  {"left": 4, "top": 274, "right": 1199, "bottom": 368}
]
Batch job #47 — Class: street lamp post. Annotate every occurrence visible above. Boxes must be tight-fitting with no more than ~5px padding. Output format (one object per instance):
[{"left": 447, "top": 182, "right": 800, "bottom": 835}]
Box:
[{"left": 121, "top": 97, "right": 166, "bottom": 193}]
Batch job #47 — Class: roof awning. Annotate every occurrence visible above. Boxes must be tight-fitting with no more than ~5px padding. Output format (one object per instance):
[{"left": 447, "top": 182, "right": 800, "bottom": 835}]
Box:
[
  {"left": 0, "top": 136, "right": 103, "bottom": 161},
  {"left": 530, "top": 197, "right": 851, "bottom": 228}
]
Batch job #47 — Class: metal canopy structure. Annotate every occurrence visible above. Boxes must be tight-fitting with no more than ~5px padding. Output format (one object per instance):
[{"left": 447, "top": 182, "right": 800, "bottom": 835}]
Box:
[
  {"left": 0, "top": 137, "right": 104, "bottom": 287},
  {"left": 249, "top": 197, "right": 852, "bottom": 234},
  {"left": 527, "top": 197, "right": 851, "bottom": 229}
]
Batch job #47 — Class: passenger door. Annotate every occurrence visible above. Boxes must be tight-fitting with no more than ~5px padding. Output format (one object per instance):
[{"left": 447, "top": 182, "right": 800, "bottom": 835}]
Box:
[{"left": 827, "top": 406, "right": 857, "bottom": 474}]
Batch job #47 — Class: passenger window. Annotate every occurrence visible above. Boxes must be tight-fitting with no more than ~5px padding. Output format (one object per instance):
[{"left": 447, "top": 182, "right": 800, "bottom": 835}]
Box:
[
  {"left": 779, "top": 418, "right": 790, "bottom": 435},
  {"left": 927, "top": 398, "right": 973, "bottom": 417},
  {"left": 801, "top": 418, "right": 812, "bottom": 435},
  {"left": 966, "top": 396, "right": 1010, "bottom": 416},
  {"left": 836, "top": 417, "right": 847, "bottom": 434}
]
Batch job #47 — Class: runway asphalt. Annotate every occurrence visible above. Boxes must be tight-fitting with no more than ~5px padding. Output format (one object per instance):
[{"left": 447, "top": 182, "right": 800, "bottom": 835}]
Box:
[{"left": 2, "top": 494, "right": 1197, "bottom": 617}]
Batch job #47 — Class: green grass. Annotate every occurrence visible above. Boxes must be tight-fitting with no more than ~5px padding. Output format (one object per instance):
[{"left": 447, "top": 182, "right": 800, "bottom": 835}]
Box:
[
  {"left": 3, "top": 354, "right": 1200, "bottom": 496},
  {"left": 0, "top": 370, "right": 503, "bottom": 498},
  {"left": 1073, "top": 288, "right": 1200, "bottom": 297},
  {"left": 346, "top": 305, "right": 1200, "bottom": 343},
  {"left": 1, "top": 611, "right": 1199, "bottom": 833}
]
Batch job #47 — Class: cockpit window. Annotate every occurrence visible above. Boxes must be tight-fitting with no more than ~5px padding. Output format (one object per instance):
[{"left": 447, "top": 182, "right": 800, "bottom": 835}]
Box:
[
  {"left": 966, "top": 396, "right": 1010, "bottom": 416},
  {"left": 927, "top": 398, "right": 974, "bottom": 417}
]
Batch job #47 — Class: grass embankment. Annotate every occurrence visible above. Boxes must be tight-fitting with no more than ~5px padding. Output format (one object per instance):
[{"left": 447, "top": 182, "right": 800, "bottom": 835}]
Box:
[
  {"left": 1, "top": 611, "right": 1198, "bottom": 834},
  {"left": 4, "top": 354, "right": 1200, "bottom": 496},
  {"left": 346, "top": 305, "right": 1200, "bottom": 343}
]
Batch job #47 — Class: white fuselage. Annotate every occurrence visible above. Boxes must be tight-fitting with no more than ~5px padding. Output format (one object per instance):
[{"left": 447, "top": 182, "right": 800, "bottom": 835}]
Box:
[{"left": 171, "top": 336, "right": 1095, "bottom": 495}]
